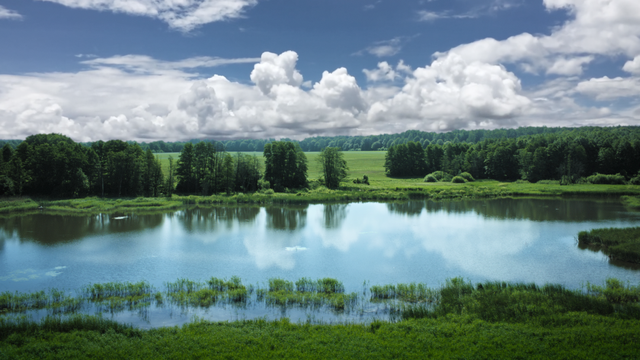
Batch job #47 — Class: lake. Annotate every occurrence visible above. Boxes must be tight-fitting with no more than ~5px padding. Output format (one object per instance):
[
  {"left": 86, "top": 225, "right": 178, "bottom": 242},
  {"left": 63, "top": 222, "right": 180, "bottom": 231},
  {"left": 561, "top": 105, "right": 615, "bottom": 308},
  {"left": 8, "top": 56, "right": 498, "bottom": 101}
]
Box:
[{"left": 1, "top": 198, "right": 639, "bottom": 326}]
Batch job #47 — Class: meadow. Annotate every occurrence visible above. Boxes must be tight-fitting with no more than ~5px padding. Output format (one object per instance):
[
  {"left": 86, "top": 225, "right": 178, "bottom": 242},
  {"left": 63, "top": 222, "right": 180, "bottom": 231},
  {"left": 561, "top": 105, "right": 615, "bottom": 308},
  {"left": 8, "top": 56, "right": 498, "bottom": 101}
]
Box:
[{"left": 2, "top": 277, "right": 640, "bottom": 359}]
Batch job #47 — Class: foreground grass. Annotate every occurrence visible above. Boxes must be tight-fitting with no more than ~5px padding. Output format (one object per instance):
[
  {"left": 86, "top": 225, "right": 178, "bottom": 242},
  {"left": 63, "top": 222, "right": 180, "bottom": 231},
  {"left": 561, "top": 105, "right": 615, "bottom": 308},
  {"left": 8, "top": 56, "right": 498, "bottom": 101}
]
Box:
[
  {"left": 579, "top": 227, "right": 640, "bottom": 264},
  {"left": 2, "top": 277, "right": 640, "bottom": 359},
  {"left": 1, "top": 314, "right": 639, "bottom": 359}
]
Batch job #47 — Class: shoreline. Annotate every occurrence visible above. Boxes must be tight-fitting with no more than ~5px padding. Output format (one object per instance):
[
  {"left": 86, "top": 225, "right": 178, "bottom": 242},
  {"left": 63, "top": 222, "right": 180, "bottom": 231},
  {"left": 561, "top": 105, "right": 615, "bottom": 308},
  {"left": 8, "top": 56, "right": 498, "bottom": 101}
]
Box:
[{"left": 2, "top": 182, "right": 639, "bottom": 216}]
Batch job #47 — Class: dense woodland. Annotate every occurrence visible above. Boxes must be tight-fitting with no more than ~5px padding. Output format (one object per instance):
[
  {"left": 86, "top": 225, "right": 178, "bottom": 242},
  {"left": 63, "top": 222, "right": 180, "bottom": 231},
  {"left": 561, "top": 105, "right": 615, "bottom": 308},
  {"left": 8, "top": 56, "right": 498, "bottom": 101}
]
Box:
[
  {"left": 384, "top": 127, "right": 640, "bottom": 183},
  {"left": 0, "top": 126, "right": 639, "bottom": 198}
]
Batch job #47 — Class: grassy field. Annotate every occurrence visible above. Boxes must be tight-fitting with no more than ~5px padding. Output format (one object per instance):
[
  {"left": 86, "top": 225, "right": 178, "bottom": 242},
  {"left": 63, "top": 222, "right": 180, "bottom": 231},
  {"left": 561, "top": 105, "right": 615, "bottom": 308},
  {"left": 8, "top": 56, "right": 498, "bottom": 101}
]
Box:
[{"left": 2, "top": 277, "right": 640, "bottom": 359}]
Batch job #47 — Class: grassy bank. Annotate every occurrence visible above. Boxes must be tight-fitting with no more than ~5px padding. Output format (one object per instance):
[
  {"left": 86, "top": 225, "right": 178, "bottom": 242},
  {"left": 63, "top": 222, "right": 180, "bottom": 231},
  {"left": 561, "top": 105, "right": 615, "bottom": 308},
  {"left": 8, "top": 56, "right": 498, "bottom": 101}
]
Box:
[
  {"left": 578, "top": 227, "right": 640, "bottom": 264},
  {"left": 2, "top": 180, "right": 640, "bottom": 216},
  {"left": 2, "top": 277, "right": 640, "bottom": 359}
]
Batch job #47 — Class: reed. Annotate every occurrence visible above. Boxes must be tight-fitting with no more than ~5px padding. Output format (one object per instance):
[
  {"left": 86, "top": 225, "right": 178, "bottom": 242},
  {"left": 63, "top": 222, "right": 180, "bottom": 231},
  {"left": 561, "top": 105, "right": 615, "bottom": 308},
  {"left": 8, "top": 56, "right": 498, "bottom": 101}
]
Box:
[{"left": 578, "top": 227, "right": 640, "bottom": 264}]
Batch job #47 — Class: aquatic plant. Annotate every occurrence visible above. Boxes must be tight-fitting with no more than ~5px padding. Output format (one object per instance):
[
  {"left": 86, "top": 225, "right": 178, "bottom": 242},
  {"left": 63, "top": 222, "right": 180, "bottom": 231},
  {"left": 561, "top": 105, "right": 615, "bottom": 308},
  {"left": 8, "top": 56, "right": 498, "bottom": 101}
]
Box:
[{"left": 578, "top": 227, "right": 640, "bottom": 264}]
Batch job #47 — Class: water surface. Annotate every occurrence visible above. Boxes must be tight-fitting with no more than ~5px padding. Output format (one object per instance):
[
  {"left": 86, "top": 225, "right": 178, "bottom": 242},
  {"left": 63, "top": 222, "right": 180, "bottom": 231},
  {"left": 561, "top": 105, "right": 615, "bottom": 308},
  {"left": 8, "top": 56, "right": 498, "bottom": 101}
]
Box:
[{"left": 2, "top": 198, "right": 639, "bottom": 296}]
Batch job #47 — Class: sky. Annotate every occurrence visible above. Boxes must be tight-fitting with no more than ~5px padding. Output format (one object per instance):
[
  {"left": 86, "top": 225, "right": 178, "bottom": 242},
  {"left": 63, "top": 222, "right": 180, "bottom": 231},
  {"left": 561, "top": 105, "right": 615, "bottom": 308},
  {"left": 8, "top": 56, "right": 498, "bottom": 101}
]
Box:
[{"left": 1, "top": 0, "right": 640, "bottom": 142}]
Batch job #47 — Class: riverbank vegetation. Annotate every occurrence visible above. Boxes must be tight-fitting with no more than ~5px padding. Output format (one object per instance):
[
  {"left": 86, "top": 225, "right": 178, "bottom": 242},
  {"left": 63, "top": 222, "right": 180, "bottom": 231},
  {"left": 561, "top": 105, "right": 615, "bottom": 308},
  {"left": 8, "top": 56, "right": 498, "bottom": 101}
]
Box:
[
  {"left": 578, "top": 227, "right": 640, "bottom": 264},
  {"left": 2, "top": 277, "right": 640, "bottom": 358}
]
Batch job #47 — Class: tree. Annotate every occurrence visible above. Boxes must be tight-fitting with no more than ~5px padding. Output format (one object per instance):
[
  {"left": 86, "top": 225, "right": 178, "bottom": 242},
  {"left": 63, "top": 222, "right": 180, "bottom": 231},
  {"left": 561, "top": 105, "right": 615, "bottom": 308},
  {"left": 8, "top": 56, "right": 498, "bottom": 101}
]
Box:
[
  {"left": 176, "top": 143, "right": 196, "bottom": 193},
  {"left": 263, "top": 141, "right": 307, "bottom": 191},
  {"left": 318, "top": 147, "right": 348, "bottom": 189},
  {"left": 165, "top": 155, "right": 175, "bottom": 196}
]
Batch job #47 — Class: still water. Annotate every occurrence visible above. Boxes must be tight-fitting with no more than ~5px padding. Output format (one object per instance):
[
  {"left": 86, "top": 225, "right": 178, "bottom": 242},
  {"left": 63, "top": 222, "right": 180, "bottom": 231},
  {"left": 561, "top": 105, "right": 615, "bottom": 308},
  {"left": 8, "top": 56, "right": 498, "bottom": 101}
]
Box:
[{"left": 2, "top": 198, "right": 639, "bottom": 295}]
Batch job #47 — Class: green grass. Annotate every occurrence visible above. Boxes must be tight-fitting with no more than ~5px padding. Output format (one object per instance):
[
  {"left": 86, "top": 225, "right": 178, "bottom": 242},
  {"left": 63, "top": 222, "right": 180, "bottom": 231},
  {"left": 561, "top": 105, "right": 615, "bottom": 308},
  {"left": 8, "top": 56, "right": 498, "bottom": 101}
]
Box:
[
  {"left": 578, "top": 227, "right": 640, "bottom": 264},
  {"left": 2, "top": 277, "right": 640, "bottom": 359}
]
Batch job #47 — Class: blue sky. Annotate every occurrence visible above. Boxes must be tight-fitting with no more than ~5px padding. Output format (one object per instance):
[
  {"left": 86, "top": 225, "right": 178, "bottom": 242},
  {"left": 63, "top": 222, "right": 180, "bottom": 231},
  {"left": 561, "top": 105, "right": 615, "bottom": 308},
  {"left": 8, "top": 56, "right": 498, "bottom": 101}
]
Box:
[{"left": 1, "top": 0, "right": 639, "bottom": 141}]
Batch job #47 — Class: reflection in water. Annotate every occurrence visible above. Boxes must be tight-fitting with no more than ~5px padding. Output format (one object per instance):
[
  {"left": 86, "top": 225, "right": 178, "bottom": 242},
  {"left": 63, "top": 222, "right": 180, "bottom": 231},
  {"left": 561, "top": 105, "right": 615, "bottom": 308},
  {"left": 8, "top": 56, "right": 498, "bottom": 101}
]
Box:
[
  {"left": 323, "top": 204, "right": 348, "bottom": 229},
  {"left": 1, "top": 199, "right": 639, "bottom": 298},
  {"left": 265, "top": 205, "right": 308, "bottom": 230},
  {"left": 385, "top": 198, "right": 634, "bottom": 222},
  {"left": 386, "top": 202, "right": 424, "bottom": 217},
  {"left": 0, "top": 213, "right": 163, "bottom": 245},
  {"left": 177, "top": 206, "right": 260, "bottom": 233}
]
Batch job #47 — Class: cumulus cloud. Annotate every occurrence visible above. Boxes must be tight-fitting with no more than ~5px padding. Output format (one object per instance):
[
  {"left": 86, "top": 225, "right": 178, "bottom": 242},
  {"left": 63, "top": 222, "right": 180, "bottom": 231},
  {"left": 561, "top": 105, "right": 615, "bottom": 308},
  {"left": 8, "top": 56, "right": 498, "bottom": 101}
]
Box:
[
  {"left": 365, "top": 53, "right": 531, "bottom": 131},
  {"left": 38, "top": 0, "right": 257, "bottom": 31},
  {"left": 623, "top": 56, "right": 640, "bottom": 75},
  {"left": 3, "top": 0, "right": 640, "bottom": 141},
  {"left": 250, "top": 51, "right": 304, "bottom": 96},
  {"left": 0, "top": 5, "right": 22, "bottom": 19}
]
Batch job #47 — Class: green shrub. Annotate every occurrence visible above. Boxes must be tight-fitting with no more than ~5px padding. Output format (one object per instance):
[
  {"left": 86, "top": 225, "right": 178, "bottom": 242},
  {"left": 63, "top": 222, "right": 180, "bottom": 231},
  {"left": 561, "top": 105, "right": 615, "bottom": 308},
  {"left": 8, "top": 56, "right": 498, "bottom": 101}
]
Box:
[
  {"left": 451, "top": 176, "right": 465, "bottom": 183},
  {"left": 458, "top": 172, "right": 475, "bottom": 182},
  {"left": 428, "top": 171, "right": 453, "bottom": 182},
  {"left": 630, "top": 176, "right": 640, "bottom": 185},
  {"left": 424, "top": 174, "right": 437, "bottom": 182},
  {"left": 586, "top": 173, "right": 626, "bottom": 185}
]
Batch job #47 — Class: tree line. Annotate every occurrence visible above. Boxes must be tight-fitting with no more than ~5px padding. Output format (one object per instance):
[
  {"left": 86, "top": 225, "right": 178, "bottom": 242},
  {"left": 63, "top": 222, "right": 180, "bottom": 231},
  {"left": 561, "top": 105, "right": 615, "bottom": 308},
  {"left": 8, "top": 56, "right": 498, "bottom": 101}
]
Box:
[{"left": 384, "top": 127, "right": 640, "bottom": 182}]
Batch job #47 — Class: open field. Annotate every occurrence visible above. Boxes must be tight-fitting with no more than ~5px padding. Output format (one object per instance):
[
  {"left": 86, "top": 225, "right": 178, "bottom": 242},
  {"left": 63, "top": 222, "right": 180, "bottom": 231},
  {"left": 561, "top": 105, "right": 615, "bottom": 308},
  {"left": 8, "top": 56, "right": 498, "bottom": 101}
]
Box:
[{"left": 2, "top": 277, "right": 640, "bottom": 359}]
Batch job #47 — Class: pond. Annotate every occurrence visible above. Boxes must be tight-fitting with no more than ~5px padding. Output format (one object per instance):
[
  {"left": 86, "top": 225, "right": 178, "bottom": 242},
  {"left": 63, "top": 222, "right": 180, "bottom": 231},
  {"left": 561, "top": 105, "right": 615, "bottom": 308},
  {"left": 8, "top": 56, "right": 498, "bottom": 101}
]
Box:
[{"left": 1, "top": 198, "right": 639, "bottom": 326}]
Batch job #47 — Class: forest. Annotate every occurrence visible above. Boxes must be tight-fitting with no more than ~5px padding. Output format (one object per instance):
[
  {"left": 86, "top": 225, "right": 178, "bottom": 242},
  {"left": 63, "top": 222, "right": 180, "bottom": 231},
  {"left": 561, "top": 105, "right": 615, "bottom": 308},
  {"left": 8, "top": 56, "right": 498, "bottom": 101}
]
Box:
[{"left": 0, "top": 126, "right": 639, "bottom": 198}]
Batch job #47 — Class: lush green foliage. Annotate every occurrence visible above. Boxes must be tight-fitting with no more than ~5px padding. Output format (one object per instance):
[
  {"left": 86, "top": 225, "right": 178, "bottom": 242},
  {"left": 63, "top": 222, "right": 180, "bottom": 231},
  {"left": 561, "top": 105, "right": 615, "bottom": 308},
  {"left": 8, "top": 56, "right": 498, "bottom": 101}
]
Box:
[
  {"left": 384, "top": 141, "right": 427, "bottom": 177},
  {"left": 0, "top": 135, "right": 165, "bottom": 198},
  {"left": 175, "top": 142, "right": 261, "bottom": 195},
  {"left": 451, "top": 176, "right": 465, "bottom": 183},
  {"left": 383, "top": 126, "right": 640, "bottom": 183},
  {"left": 578, "top": 227, "right": 640, "bottom": 264},
  {"left": 585, "top": 173, "right": 627, "bottom": 185},
  {"left": 263, "top": 141, "right": 308, "bottom": 191},
  {"left": 317, "top": 147, "right": 348, "bottom": 189}
]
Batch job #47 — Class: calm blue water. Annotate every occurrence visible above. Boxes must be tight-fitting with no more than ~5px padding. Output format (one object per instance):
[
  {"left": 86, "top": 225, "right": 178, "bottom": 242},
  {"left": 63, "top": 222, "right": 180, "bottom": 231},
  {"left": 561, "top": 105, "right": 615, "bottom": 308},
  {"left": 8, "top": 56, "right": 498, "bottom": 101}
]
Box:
[{"left": 2, "top": 198, "right": 639, "bottom": 295}]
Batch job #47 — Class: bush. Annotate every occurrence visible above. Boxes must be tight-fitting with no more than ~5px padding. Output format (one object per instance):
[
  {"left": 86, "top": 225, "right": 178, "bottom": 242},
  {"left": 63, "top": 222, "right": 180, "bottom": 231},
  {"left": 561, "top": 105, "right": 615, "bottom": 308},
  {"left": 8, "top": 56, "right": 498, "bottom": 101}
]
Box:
[
  {"left": 353, "top": 175, "right": 370, "bottom": 185},
  {"left": 458, "top": 172, "right": 475, "bottom": 182},
  {"left": 451, "top": 176, "right": 466, "bottom": 183},
  {"left": 631, "top": 176, "right": 640, "bottom": 185},
  {"left": 586, "top": 173, "right": 626, "bottom": 185},
  {"left": 427, "top": 171, "right": 453, "bottom": 182},
  {"left": 257, "top": 179, "right": 270, "bottom": 191},
  {"left": 424, "top": 174, "right": 437, "bottom": 183}
]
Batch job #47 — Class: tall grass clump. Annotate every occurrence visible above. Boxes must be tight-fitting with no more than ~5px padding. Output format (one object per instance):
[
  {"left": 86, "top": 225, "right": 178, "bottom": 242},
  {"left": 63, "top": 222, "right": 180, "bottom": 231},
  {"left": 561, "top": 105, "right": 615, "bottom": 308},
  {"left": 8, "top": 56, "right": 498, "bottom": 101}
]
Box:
[
  {"left": 400, "top": 277, "right": 640, "bottom": 322},
  {"left": 427, "top": 171, "right": 453, "bottom": 182},
  {"left": 586, "top": 173, "right": 626, "bottom": 184},
  {"left": 423, "top": 174, "right": 437, "bottom": 183},
  {"left": 578, "top": 227, "right": 640, "bottom": 264}
]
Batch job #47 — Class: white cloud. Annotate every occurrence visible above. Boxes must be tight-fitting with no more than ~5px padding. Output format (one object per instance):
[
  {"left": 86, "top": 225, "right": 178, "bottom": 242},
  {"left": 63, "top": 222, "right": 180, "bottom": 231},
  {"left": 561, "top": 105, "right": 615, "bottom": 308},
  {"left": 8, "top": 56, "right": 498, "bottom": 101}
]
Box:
[
  {"left": 623, "top": 56, "right": 640, "bottom": 75},
  {"left": 250, "top": 51, "right": 303, "bottom": 96},
  {"left": 312, "top": 68, "right": 367, "bottom": 113},
  {"left": 365, "top": 53, "right": 531, "bottom": 131},
  {"left": 576, "top": 76, "right": 640, "bottom": 101},
  {"left": 38, "top": 0, "right": 258, "bottom": 32},
  {"left": 0, "top": 5, "right": 22, "bottom": 19},
  {"left": 357, "top": 37, "right": 413, "bottom": 58}
]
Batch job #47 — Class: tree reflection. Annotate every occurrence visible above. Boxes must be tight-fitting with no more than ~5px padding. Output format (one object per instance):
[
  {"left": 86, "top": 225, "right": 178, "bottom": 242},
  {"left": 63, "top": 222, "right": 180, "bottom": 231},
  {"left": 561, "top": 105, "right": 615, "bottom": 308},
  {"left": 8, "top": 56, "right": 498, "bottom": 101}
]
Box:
[
  {"left": 386, "top": 201, "right": 426, "bottom": 216},
  {"left": 0, "top": 213, "right": 163, "bottom": 246},
  {"left": 178, "top": 206, "right": 261, "bottom": 233},
  {"left": 323, "top": 204, "right": 348, "bottom": 229},
  {"left": 265, "top": 205, "right": 308, "bottom": 230}
]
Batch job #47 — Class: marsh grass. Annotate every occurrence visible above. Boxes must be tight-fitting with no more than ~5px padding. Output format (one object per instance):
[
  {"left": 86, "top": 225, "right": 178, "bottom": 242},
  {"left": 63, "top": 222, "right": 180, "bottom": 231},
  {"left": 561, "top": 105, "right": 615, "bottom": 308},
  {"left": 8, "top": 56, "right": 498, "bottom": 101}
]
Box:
[
  {"left": 265, "top": 278, "right": 355, "bottom": 311},
  {"left": 398, "top": 277, "right": 640, "bottom": 323},
  {"left": 578, "top": 227, "right": 640, "bottom": 263}
]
